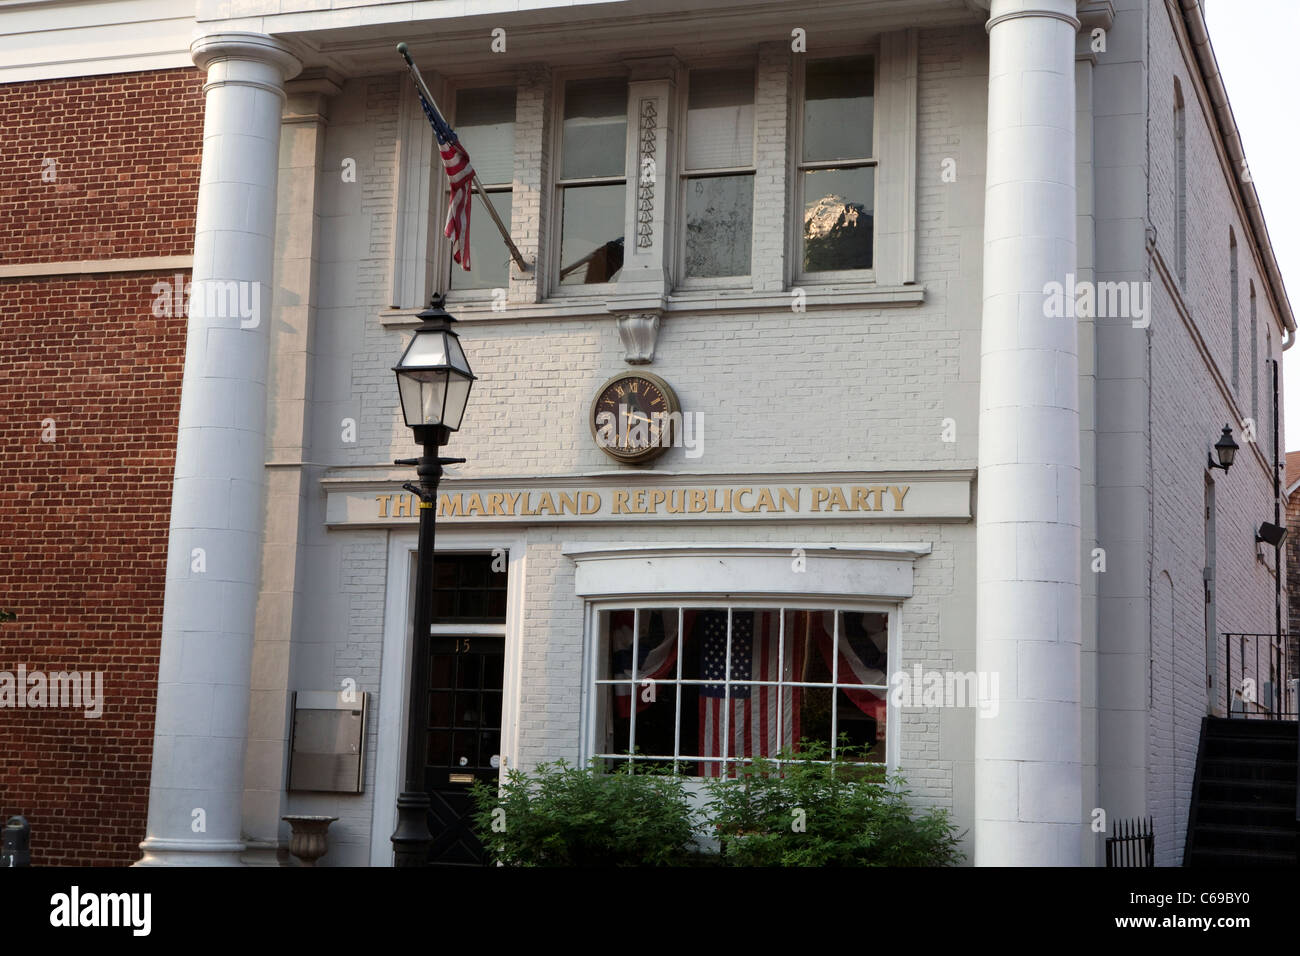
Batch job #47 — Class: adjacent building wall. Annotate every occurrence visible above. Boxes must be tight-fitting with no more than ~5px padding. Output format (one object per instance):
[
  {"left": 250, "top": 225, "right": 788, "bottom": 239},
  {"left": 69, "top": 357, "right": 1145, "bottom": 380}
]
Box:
[
  {"left": 1145, "top": 0, "right": 1286, "bottom": 866},
  {"left": 0, "top": 67, "right": 202, "bottom": 865}
]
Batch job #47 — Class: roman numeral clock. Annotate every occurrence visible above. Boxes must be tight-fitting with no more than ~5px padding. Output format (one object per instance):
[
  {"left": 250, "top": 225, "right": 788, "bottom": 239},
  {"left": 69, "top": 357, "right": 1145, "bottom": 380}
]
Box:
[{"left": 590, "top": 372, "right": 681, "bottom": 464}]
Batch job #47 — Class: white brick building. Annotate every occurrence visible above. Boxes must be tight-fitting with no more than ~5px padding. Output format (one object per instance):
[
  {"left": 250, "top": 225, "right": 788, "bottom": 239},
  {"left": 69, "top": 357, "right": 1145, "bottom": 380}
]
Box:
[{"left": 10, "top": 0, "right": 1291, "bottom": 867}]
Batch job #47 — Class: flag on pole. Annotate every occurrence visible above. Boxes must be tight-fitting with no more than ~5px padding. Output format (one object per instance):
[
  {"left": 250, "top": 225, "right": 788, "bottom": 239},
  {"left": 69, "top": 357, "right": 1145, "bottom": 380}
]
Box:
[
  {"left": 414, "top": 88, "right": 476, "bottom": 270},
  {"left": 397, "top": 43, "right": 527, "bottom": 273}
]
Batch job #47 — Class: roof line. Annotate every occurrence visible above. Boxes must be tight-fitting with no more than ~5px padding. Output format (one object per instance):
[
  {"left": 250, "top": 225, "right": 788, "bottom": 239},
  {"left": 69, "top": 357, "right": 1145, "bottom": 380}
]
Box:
[{"left": 1179, "top": 0, "right": 1297, "bottom": 348}]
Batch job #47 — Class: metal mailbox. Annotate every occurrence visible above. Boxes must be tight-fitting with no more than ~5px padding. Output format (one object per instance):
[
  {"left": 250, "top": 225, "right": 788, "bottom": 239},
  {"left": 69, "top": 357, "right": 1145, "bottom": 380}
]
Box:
[{"left": 287, "top": 691, "right": 368, "bottom": 794}]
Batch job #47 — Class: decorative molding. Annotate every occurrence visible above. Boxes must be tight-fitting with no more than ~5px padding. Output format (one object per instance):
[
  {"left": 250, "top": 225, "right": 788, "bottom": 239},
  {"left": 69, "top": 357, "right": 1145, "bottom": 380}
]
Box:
[
  {"left": 0, "top": 0, "right": 193, "bottom": 84},
  {"left": 0, "top": 255, "right": 193, "bottom": 278},
  {"left": 636, "top": 98, "right": 658, "bottom": 250},
  {"left": 563, "top": 541, "right": 932, "bottom": 601},
  {"left": 379, "top": 284, "right": 926, "bottom": 328},
  {"left": 614, "top": 311, "right": 661, "bottom": 364}
]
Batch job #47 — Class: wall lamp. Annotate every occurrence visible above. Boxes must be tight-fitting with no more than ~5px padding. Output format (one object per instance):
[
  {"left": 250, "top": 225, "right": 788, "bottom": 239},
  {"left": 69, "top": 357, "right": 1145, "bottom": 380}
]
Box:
[
  {"left": 1256, "top": 522, "right": 1287, "bottom": 548},
  {"left": 1208, "top": 424, "right": 1239, "bottom": 473}
]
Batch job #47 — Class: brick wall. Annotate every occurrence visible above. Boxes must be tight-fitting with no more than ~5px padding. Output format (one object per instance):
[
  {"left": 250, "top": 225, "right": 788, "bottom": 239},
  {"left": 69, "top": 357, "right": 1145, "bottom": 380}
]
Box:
[
  {"left": 0, "top": 67, "right": 201, "bottom": 865},
  {"left": 0, "top": 69, "right": 201, "bottom": 264},
  {"left": 1146, "top": 4, "right": 1286, "bottom": 865}
]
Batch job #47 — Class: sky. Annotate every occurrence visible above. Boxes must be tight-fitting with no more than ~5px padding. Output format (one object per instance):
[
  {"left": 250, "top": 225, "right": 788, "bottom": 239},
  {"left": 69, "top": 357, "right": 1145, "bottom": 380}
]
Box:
[{"left": 1202, "top": 1, "right": 1300, "bottom": 452}]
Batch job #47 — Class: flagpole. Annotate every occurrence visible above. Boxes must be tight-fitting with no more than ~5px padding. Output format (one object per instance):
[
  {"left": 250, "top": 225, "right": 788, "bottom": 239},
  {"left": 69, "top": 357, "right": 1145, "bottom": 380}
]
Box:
[{"left": 397, "top": 42, "right": 530, "bottom": 273}]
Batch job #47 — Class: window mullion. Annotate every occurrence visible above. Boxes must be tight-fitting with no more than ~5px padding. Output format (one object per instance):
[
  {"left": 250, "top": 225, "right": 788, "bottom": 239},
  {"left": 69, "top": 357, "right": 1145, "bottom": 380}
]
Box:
[
  {"left": 830, "top": 611, "right": 840, "bottom": 763},
  {"left": 776, "top": 608, "right": 785, "bottom": 772},
  {"left": 722, "top": 607, "right": 733, "bottom": 775},
  {"left": 628, "top": 607, "right": 639, "bottom": 768},
  {"left": 673, "top": 606, "right": 683, "bottom": 775}
]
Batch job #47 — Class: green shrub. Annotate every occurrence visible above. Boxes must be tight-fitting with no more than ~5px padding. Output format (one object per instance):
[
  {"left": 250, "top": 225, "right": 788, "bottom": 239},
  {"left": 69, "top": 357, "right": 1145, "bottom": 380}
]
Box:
[
  {"left": 703, "top": 740, "right": 965, "bottom": 867},
  {"left": 469, "top": 759, "right": 700, "bottom": 866}
]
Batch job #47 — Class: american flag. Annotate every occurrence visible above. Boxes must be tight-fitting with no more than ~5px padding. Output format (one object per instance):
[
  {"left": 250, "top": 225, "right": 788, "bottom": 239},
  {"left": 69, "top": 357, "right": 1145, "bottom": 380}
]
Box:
[
  {"left": 697, "top": 610, "right": 802, "bottom": 777},
  {"left": 811, "top": 614, "right": 888, "bottom": 722},
  {"left": 415, "top": 88, "right": 475, "bottom": 270},
  {"left": 610, "top": 611, "right": 679, "bottom": 719}
]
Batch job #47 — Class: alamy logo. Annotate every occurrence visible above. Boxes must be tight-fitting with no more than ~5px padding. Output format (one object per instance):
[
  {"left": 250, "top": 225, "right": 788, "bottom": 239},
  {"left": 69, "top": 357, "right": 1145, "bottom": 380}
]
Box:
[
  {"left": 594, "top": 403, "right": 704, "bottom": 458},
  {"left": 151, "top": 272, "right": 262, "bottom": 328},
  {"left": 0, "top": 665, "right": 103, "bottom": 718},
  {"left": 1042, "top": 273, "right": 1150, "bottom": 326},
  {"left": 49, "top": 886, "right": 151, "bottom": 936},
  {"left": 888, "top": 665, "right": 1000, "bottom": 718}
]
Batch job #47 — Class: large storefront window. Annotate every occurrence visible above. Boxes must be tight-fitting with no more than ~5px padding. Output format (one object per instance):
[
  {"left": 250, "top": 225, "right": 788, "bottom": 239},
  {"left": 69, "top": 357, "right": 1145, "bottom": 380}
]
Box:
[{"left": 592, "top": 605, "right": 889, "bottom": 776}]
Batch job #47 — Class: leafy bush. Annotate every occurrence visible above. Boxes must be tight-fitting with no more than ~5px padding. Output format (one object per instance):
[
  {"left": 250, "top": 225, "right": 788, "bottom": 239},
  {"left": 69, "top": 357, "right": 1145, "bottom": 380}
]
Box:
[
  {"left": 469, "top": 759, "right": 701, "bottom": 866},
  {"left": 703, "top": 740, "right": 965, "bottom": 867}
]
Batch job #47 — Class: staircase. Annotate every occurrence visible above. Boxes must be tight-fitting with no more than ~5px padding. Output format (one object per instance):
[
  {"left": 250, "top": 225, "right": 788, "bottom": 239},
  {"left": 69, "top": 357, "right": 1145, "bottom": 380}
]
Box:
[{"left": 1184, "top": 717, "right": 1298, "bottom": 866}]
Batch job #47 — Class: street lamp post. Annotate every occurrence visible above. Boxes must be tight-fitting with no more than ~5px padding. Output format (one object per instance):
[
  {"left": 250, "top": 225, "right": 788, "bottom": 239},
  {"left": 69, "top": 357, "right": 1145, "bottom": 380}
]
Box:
[{"left": 389, "top": 296, "right": 476, "bottom": 867}]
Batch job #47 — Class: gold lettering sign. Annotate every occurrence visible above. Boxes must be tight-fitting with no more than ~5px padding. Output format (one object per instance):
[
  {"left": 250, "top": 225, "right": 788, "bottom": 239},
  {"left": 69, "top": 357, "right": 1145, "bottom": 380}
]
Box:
[{"left": 374, "top": 484, "right": 914, "bottom": 519}]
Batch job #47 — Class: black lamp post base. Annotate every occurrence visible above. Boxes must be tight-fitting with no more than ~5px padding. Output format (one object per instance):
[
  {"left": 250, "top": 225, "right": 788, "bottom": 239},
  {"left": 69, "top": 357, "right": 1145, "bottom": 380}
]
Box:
[{"left": 391, "top": 791, "right": 432, "bottom": 867}]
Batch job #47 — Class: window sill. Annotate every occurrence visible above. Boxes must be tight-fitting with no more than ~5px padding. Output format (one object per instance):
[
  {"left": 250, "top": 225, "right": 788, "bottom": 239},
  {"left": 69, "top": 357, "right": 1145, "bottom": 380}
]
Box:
[{"left": 379, "top": 283, "right": 925, "bottom": 328}]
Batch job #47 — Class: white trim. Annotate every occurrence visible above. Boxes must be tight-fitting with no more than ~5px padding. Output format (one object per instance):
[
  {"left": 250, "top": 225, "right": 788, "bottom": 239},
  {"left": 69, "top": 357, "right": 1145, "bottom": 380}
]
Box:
[
  {"left": 369, "top": 529, "right": 527, "bottom": 868},
  {"left": 564, "top": 541, "right": 929, "bottom": 601},
  {"left": 0, "top": 255, "right": 193, "bottom": 279},
  {"left": 377, "top": 283, "right": 925, "bottom": 328},
  {"left": 0, "top": 0, "right": 193, "bottom": 85}
]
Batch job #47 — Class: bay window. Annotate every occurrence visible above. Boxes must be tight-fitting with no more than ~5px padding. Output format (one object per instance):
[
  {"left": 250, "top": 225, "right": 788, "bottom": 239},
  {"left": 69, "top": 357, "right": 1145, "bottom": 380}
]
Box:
[{"left": 592, "top": 604, "right": 891, "bottom": 776}]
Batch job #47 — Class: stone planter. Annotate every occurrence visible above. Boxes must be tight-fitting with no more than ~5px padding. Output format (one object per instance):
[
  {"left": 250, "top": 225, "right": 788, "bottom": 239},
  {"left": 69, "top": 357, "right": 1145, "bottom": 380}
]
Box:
[{"left": 281, "top": 815, "right": 338, "bottom": 867}]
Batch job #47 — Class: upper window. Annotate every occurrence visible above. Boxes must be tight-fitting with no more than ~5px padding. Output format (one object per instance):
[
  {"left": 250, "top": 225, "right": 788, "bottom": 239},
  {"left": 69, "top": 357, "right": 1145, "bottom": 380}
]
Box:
[
  {"left": 447, "top": 86, "right": 516, "bottom": 293},
  {"left": 797, "top": 55, "right": 876, "bottom": 276},
  {"left": 556, "top": 77, "right": 628, "bottom": 288},
  {"left": 1174, "top": 80, "right": 1187, "bottom": 288},
  {"left": 680, "top": 68, "right": 755, "bottom": 280},
  {"left": 1230, "top": 230, "right": 1239, "bottom": 391},
  {"left": 592, "top": 604, "right": 889, "bottom": 777},
  {"left": 1252, "top": 284, "right": 1260, "bottom": 424}
]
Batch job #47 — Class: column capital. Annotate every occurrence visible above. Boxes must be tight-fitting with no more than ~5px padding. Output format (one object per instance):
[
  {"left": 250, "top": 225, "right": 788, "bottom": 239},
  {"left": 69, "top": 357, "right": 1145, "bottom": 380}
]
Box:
[
  {"left": 967, "top": 0, "right": 1086, "bottom": 31},
  {"left": 191, "top": 31, "right": 302, "bottom": 85}
]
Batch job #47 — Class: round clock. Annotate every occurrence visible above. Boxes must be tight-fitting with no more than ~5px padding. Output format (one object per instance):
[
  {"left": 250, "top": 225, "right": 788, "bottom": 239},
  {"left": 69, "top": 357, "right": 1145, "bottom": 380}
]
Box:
[{"left": 589, "top": 371, "right": 681, "bottom": 464}]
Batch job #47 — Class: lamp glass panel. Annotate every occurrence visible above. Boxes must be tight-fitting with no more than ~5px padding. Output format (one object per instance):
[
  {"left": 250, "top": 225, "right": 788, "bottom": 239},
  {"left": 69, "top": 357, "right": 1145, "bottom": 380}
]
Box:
[
  {"left": 398, "top": 372, "right": 449, "bottom": 426},
  {"left": 442, "top": 375, "right": 473, "bottom": 431},
  {"left": 401, "top": 331, "right": 449, "bottom": 370},
  {"left": 447, "top": 334, "right": 472, "bottom": 375}
]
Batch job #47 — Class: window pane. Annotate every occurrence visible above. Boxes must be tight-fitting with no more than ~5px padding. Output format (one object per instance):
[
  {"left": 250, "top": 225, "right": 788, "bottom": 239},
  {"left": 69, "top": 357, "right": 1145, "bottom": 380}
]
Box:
[
  {"left": 454, "top": 86, "right": 516, "bottom": 185},
  {"left": 834, "top": 611, "right": 889, "bottom": 690},
  {"left": 448, "top": 190, "right": 512, "bottom": 292},
  {"left": 832, "top": 611, "right": 888, "bottom": 761},
  {"left": 797, "top": 687, "right": 835, "bottom": 753},
  {"left": 685, "top": 175, "right": 753, "bottom": 277},
  {"left": 562, "top": 77, "right": 627, "bottom": 179},
  {"left": 686, "top": 68, "right": 754, "bottom": 170},
  {"left": 559, "top": 184, "right": 625, "bottom": 285},
  {"left": 802, "top": 56, "right": 874, "bottom": 162},
  {"left": 802, "top": 167, "right": 873, "bottom": 271}
]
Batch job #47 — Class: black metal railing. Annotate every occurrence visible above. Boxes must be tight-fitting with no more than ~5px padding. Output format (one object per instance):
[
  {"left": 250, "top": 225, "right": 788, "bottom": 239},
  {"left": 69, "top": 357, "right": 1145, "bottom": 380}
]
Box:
[
  {"left": 1222, "top": 632, "right": 1297, "bottom": 718},
  {"left": 1105, "top": 817, "right": 1154, "bottom": 867}
]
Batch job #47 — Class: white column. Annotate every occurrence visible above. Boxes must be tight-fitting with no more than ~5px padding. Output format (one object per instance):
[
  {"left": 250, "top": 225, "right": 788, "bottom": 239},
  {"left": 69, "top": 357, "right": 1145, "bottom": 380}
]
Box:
[
  {"left": 974, "top": 0, "right": 1083, "bottom": 866},
  {"left": 137, "top": 32, "right": 300, "bottom": 866}
]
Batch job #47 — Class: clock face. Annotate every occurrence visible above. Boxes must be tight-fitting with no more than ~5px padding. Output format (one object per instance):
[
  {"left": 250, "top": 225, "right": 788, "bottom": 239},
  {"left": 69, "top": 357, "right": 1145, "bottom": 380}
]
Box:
[{"left": 590, "top": 372, "right": 681, "bottom": 463}]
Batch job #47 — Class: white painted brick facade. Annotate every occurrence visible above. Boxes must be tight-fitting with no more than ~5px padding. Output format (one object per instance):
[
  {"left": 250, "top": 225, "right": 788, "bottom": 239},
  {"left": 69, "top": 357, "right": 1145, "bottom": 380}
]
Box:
[{"left": 239, "top": 2, "right": 1291, "bottom": 866}]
